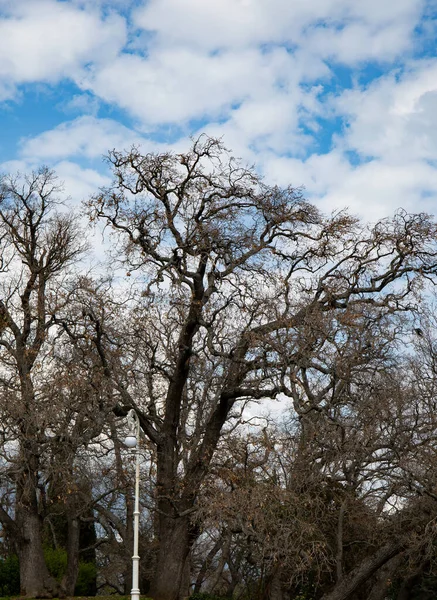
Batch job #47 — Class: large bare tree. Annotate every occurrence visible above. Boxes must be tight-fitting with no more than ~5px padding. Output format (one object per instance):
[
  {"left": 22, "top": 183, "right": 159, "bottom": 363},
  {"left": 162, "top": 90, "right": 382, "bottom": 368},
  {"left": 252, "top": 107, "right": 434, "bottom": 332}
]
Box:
[{"left": 84, "top": 136, "right": 437, "bottom": 600}]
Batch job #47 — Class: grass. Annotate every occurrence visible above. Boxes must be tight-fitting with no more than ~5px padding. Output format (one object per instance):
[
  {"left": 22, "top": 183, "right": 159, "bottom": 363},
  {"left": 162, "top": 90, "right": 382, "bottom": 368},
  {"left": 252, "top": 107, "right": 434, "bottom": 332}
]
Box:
[{"left": 0, "top": 597, "right": 153, "bottom": 600}]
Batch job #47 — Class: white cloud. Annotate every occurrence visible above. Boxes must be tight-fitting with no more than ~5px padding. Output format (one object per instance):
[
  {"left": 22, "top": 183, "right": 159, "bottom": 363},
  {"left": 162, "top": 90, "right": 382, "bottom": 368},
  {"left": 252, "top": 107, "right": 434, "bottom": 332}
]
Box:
[
  {"left": 19, "top": 116, "right": 145, "bottom": 161},
  {"left": 263, "top": 150, "right": 437, "bottom": 222},
  {"left": 0, "top": 0, "right": 126, "bottom": 98},
  {"left": 253, "top": 54, "right": 437, "bottom": 221},
  {"left": 334, "top": 59, "right": 437, "bottom": 163},
  {"left": 79, "top": 46, "right": 325, "bottom": 131},
  {"left": 317, "top": 160, "right": 437, "bottom": 220},
  {"left": 303, "top": 20, "right": 415, "bottom": 64},
  {"left": 0, "top": 158, "right": 32, "bottom": 174},
  {"left": 72, "top": 0, "right": 424, "bottom": 152},
  {"left": 60, "top": 93, "right": 101, "bottom": 116},
  {"left": 50, "top": 161, "right": 114, "bottom": 266},
  {"left": 54, "top": 161, "right": 110, "bottom": 205},
  {"left": 262, "top": 150, "right": 351, "bottom": 194},
  {"left": 134, "top": 0, "right": 422, "bottom": 58}
]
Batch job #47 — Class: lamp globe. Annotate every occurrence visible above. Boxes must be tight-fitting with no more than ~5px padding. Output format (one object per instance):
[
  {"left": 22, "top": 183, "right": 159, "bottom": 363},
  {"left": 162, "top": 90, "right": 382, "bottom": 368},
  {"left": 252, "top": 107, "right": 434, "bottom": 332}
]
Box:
[{"left": 125, "top": 435, "right": 137, "bottom": 448}]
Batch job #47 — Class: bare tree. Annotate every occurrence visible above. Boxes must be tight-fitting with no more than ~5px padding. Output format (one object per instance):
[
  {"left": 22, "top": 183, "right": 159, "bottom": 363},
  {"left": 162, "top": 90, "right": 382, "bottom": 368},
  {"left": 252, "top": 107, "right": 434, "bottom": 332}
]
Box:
[
  {"left": 0, "top": 169, "right": 87, "bottom": 597},
  {"left": 83, "top": 135, "right": 437, "bottom": 600}
]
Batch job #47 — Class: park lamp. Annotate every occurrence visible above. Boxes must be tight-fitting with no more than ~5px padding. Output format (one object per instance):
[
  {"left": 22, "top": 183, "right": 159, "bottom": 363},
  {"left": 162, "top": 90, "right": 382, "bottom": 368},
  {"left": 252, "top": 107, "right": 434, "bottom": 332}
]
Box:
[{"left": 124, "top": 409, "right": 141, "bottom": 600}]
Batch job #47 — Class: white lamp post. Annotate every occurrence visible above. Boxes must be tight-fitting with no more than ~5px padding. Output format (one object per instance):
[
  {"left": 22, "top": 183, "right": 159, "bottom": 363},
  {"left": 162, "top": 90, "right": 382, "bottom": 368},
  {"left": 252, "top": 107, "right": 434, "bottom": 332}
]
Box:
[{"left": 124, "top": 409, "right": 141, "bottom": 600}]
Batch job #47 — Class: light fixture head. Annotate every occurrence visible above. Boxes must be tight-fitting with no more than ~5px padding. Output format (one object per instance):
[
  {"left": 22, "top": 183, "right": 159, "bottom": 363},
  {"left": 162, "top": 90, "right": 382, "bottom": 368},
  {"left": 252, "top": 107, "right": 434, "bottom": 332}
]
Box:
[{"left": 124, "top": 435, "right": 137, "bottom": 448}]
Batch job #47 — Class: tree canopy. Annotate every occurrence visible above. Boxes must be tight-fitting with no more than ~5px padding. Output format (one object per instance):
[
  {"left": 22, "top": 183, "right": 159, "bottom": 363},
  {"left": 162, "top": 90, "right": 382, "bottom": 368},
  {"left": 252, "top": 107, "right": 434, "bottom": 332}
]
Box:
[{"left": 1, "top": 139, "right": 437, "bottom": 600}]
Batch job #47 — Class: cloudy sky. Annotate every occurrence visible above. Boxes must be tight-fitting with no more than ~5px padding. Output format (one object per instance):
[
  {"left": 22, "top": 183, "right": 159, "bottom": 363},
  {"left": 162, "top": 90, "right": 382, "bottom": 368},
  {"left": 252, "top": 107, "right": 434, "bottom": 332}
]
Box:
[{"left": 1, "top": 0, "right": 437, "bottom": 221}]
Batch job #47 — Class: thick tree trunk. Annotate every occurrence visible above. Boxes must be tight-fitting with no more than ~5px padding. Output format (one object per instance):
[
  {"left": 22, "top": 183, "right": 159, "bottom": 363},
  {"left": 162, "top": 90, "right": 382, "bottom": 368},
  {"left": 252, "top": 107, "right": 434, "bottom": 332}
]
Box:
[
  {"left": 336, "top": 500, "right": 346, "bottom": 583},
  {"left": 226, "top": 560, "right": 241, "bottom": 598},
  {"left": 16, "top": 433, "right": 60, "bottom": 599},
  {"left": 16, "top": 506, "right": 60, "bottom": 598},
  {"left": 178, "top": 556, "right": 191, "bottom": 600},
  {"left": 14, "top": 376, "right": 59, "bottom": 598},
  {"left": 149, "top": 516, "right": 191, "bottom": 600}
]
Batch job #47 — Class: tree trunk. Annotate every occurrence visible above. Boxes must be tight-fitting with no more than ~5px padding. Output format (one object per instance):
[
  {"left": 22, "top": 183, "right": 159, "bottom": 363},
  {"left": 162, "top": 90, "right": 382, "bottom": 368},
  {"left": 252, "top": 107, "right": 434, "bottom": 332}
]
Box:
[
  {"left": 16, "top": 506, "right": 60, "bottom": 598},
  {"left": 226, "top": 559, "right": 241, "bottom": 598},
  {"left": 209, "top": 532, "right": 231, "bottom": 594},
  {"left": 367, "top": 554, "right": 405, "bottom": 600},
  {"left": 178, "top": 556, "right": 191, "bottom": 600},
  {"left": 124, "top": 493, "right": 134, "bottom": 595},
  {"left": 62, "top": 514, "right": 80, "bottom": 596},
  {"left": 79, "top": 512, "right": 98, "bottom": 596},
  {"left": 320, "top": 539, "right": 406, "bottom": 600},
  {"left": 266, "top": 571, "right": 283, "bottom": 600},
  {"left": 336, "top": 500, "right": 346, "bottom": 583},
  {"left": 149, "top": 515, "right": 191, "bottom": 600},
  {"left": 193, "top": 535, "right": 223, "bottom": 594}
]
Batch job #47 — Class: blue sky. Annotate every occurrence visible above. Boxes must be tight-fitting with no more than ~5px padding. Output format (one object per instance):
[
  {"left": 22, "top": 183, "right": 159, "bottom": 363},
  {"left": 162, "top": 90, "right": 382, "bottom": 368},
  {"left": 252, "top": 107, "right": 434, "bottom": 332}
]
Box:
[{"left": 1, "top": 0, "right": 437, "bottom": 221}]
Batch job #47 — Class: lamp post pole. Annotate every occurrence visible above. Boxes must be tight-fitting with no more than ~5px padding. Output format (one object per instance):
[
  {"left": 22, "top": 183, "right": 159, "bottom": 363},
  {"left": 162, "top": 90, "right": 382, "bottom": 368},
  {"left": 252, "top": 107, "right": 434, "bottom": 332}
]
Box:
[{"left": 125, "top": 409, "right": 141, "bottom": 600}]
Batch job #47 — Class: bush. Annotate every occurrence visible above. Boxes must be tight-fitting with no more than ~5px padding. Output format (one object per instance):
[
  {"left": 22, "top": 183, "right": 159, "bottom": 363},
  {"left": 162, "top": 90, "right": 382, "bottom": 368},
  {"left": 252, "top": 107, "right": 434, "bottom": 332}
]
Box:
[
  {"left": 44, "top": 547, "right": 68, "bottom": 581},
  {"left": 44, "top": 547, "right": 97, "bottom": 595},
  {"left": 75, "top": 560, "right": 98, "bottom": 595},
  {"left": 0, "top": 554, "right": 20, "bottom": 596}
]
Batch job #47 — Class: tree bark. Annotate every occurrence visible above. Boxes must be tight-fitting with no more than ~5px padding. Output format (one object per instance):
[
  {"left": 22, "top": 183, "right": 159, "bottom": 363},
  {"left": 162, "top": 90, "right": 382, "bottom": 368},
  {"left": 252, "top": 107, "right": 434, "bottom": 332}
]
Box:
[
  {"left": 336, "top": 500, "right": 346, "bottom": 583},
  {"left": 367, "top": 554, "right": 405, "bottom": 600},
  {"left": 209, "top": 532, "right": 231, "bottom": 594},
  {"left": 79, "top": 512, "right": 98, "bottom": 596},
  {"left": 124, "top": 493, "right": 134, "bottom": 595},
  {"left": 267, "top": 572, "right": 283, "bottom": 600},
  {"left": 193, "top": 534, "right": 224, "bottom": 594},
  {"left": 16, "top": 506, "right": 60, "bottom": 598},
  {"left": 149, "top": 515, "right": 192, "bottom": 600},
  {"left": 62, "top": 514, "right": 80, "bottom": 596},
  {"left": 320, "top": 539, "right": 406, "bottom": 600},
  {"left": 178, "top": 556, "right": 191, "bottom": 600},
  {"left": 15, "top": 435, "right": 61, "bottom": 598}
]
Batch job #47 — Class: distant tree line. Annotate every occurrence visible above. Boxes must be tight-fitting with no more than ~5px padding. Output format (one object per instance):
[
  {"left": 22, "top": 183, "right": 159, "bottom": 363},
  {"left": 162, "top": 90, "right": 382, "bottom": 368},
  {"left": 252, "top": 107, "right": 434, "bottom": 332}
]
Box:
[{"left": 2, "top": 137, "right": 437, "bottom": 600}]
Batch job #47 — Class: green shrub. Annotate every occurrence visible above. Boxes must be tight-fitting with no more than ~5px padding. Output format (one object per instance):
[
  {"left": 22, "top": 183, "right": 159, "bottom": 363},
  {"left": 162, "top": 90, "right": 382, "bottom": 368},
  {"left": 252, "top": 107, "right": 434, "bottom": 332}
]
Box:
[
  {"left": 44, "top": 547, "right": 97, "bottom": 595},
  {"left": 75, "top": 560, "right": 98, "bottom": 595},
  {"left": 0, "top": 554, "right": 20, "bottom": 596},
  {"left": 44, "top": 547, "right": 68, "bottom": 582}
]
